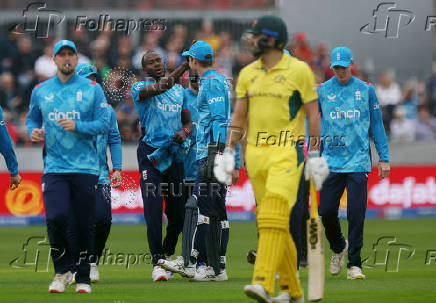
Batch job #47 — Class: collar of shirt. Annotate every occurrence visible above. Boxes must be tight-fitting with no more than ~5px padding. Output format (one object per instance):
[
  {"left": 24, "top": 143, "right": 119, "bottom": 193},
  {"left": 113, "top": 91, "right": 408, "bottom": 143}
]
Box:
[
  {"left": 254, "top": 52, "right": 290, "bottom": 72},
  {"left": 333, "top": 75, "right": 355, "bottom": 87},
  {"left": 201, "top": 69, "right": 216, "bottom": 81},
  {"left": 54, "top": 73, "right": 79, "bottom": 86}
]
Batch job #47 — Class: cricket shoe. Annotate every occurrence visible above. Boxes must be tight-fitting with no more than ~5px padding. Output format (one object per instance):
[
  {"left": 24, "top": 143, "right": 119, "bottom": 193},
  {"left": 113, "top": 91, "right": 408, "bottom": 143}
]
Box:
[
  {"left": 213, "top": 269, "right": 228, "bottom": 281},
  {"left": 48, "top": 271, "right": 73, "bottom": 293},
  {"left": 190, "top": 265, "right": 216, "bottom": 282},
  {"left": 158, "top": 256, "right": 195, "bottom": 278},
  {"left": 76, "top": 283, "right": 92, "bottom": 293},
  {"left": 271, "top": 291, "right": 304, "bottom": 303},
  {"left": 347, "top": 266, "right": 366, "bottom": 280},
  {"left": 152, "top": 265, "right": 168, "bottom": 282},
  {"left": 90, "top": 263, "right": 100, "bottom": 282},
  {"left": 330, "top": 240, "right": 348, "bottom": 275},
  {"left": 243, "top": 284, "right": 271, "bottom": 303}
]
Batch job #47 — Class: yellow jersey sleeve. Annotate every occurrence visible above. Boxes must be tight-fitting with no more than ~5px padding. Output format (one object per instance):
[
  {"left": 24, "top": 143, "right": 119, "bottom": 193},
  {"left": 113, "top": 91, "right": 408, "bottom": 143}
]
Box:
[
  {"left": 298, "top": 62, "right": 318, "bottom": 104},
  {"left": 235, "top": 67, "right": 249, "bottom": 99}
]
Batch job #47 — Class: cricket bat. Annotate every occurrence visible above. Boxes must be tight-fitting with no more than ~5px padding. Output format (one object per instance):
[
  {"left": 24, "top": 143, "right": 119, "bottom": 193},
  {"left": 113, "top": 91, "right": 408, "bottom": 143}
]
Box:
[{"left": 307, "top": 179, "right": 324, "bottom": 301}]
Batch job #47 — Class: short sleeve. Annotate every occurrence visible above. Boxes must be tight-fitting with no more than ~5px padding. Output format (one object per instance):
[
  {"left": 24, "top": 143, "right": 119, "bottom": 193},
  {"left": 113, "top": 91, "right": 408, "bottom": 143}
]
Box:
[
  {"left": 131, "top": 81, "right": 146, "bottom": 102},
  {"left": 298, "top": 62, "right": 318, "bottom": 104},
  {"left": 235, "top": 68, "right": 249, "bottom": 100}
]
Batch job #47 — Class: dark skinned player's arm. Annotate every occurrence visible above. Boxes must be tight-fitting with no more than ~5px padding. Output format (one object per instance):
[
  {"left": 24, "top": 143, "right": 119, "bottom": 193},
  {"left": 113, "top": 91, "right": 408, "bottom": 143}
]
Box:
[
  {"left": 226, "top": 97, "right": 248, "bottom": 149},
  {"left": 138, "top": 62, "right": 189, "bottom": 100}
]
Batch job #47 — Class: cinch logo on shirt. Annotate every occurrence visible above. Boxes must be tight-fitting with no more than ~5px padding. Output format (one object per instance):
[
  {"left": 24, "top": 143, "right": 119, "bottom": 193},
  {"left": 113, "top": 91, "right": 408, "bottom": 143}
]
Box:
[
  {"left": 207, "top": 96, "right": 224, "bottom": 104},
  {"left": 48, "top": 110, "right": 81, "bottom": 121},
  {"left": 329, "top": 108, "right": 361, "bottom": 120},
  {"left": 157, "top": 101, "right": 182, "bottom": 112}
]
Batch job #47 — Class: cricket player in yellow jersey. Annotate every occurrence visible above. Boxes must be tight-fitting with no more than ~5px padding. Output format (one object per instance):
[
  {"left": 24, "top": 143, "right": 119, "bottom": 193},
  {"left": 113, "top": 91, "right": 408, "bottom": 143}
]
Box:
[{"left": 214, "top": 15, "right": 330, "bottom": 302}]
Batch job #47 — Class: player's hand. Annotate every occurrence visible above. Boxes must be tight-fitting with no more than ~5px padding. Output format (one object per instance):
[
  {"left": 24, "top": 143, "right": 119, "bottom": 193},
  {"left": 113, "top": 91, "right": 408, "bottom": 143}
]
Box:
[
  {"left": 111, "top": 170, "right": 122, "bottom": 188},
  {"left": 10, "top": 174, "right": 22, "bottom": 190},
  {"left": 304, "top": 150, "right": 330, "bottom": 190},
  {"left": 58, "top": 119, "right": 75, "bottom": 131},
  {"left": 31, "top": 128, "right": 44, "bottom": 142},
  {"left": 231, "top": 169, "right": 239, "bottom": 185},
  {"left": 378, "top": 161, "right": 390, "bottom": 179},
  {"left": 173, "top": 130, "right": 187, "bottom": 144},
  {"left": 214, "top": 147, "right": 235, "bottom": 185}
]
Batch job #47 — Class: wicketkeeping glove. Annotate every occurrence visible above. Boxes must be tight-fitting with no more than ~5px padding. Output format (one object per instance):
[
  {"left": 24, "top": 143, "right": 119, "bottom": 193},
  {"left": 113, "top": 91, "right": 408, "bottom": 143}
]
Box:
[
  {"left": 304, "top": 150, "right": 330, "bottom": 190},
  {"left": 214, "top": 147, "right": 235, "bottom": 185}
]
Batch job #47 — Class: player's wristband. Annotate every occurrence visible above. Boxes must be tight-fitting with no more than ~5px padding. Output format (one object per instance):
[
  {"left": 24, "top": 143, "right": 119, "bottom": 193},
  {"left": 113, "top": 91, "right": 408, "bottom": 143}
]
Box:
[{"left": 182, "top": 127, "right": 190, "bottom": 136}]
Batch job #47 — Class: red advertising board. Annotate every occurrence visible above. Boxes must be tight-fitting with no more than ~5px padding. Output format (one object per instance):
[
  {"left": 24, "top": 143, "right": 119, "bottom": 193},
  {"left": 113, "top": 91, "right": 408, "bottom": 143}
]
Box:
[{"left": 0, "top": 166, "right": 435, "bottom": 218}]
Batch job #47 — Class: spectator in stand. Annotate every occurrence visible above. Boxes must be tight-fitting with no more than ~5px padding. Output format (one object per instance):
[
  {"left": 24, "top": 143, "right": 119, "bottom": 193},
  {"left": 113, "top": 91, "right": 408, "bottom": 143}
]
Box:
[
  {"left": 426, "top": 61, "right": 436, "bottom": 117},
  {"left": 34, "top": 44, "right": 57, "bottom": 81},
  {"left": 400, "top": 81, "right": 418, "bottom": 120},
  {"left": 290, "top": 32, "right": 313, "bottom": 63},
  {"left": 132, "top": 33, "right": 166, "bottom": 71},
  {"left": 415, "top": 106, "right": 436, "bottom": 141},
  {"left": 0, "top": 72, "right": 25, "bottom": 115},
  {"left": 376, "top": 71, "right": 402, "bottom": 134},
  {"left": 195, "top": 20, "right": 221, "bottom": 50},
  {"left": 90, "top": 39, "right": 111, "bottom": 80},
  {"left": 70, "top": 26, "right": 91, "bottom": 58},
  {"left": 390, "top": 106, "right": 415, "bottom": 143},
  {"left": 11, "top": 35, "right": 38, "bottom": 91},
  {"left": 0, "top": 30, "right": 20, "bottom": 73},
  {"left": 109, "top": 35, "right": 133, "bottom": 68}
]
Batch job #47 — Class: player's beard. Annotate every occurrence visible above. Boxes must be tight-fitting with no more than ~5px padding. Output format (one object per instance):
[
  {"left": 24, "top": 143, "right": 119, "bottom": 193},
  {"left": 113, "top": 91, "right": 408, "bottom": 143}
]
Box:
[{"left": 60, "top": 68, "right": 74, "bottom": 76}]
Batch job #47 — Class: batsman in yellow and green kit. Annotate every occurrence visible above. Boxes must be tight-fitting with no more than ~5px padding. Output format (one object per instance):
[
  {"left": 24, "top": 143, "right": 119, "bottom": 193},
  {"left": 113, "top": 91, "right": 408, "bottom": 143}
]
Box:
[{"left": 213, "top": 15, "right": 329, "bottom": 302}]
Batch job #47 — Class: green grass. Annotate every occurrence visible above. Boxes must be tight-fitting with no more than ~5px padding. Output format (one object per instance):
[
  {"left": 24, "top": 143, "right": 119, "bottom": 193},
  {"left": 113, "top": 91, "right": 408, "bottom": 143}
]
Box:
[{"left": 1, "top": 219, "right": 436, "bottom": 303}]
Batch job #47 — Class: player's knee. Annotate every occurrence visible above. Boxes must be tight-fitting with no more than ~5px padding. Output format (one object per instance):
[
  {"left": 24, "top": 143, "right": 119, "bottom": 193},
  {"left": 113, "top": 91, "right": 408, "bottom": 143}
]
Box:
[{"left": 257, "top": 192, "right": 290, "bottom": 230}]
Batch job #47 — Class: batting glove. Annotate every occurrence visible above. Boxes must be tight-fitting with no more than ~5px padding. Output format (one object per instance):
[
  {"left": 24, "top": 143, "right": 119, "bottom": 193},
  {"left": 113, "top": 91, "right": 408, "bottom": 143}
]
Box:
[
  {"left": 304, "top": 150, "right": 330, "bottom": 190},
  {"left": 214, "top": 147, "right": 235, "bottom": 185}
]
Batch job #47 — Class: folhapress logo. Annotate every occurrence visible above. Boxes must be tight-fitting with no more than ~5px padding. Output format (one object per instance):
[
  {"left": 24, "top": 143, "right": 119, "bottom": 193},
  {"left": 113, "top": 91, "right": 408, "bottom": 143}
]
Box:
[
  {"left": 10, "top": 2, "right": 65, "bottom": 38},
  {"left": 329, "top": 108, "right": 361, "bottom": 120},
  {"left": 48, "top": 110, "right": 81, "bottom": 121},
  {"left": 360, "top": 2, "right": 415, "bottom": 38},
  {"left": 157, "top": 101, "right": 181, "bottom": 113}
]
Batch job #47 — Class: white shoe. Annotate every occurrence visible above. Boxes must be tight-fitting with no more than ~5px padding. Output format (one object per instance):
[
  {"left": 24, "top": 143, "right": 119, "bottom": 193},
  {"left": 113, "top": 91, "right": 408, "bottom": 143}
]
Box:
[
  {"left": 213, "top": 269, "right": 228, "bottom": 281},
  {"left": 152, "top": 265, "right": 168, "bottom": 282},
  {"left": 48, "top": 271, "right": 73, "bottom": 293},
  {"left": 271, "top": 291, "right": 304, "bottom": 303},
  {"left": 76, "top": 283, "right": 92, "bottom": 293},
  {"left": 190, "top": 265, "right": 215, "bottom": 282},
  {"left": 347, "top": 266, "right": 366, "bottom": 280},
  {"left": 330, "top": 240, "right": 348, "bottom": 275},
  {"left": 90, "top": 263, "right": 100, "bottom": 282},
  {"left": 158, "top": 256, "right": 196, "bottom": 278},
  {"left": 243, "top": 284, "right": 271, "bottom": 303}
]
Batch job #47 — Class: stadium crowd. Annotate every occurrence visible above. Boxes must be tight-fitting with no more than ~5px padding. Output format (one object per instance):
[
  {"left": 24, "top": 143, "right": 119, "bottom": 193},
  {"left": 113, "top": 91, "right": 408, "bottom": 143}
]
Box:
[{"left": 1, "top": 23, "right": 435, "bottom": 145}]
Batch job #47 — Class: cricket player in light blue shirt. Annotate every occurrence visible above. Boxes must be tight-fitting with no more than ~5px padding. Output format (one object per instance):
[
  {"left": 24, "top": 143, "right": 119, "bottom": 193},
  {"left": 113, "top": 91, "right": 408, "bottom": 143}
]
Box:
[
  {"left": 317, "top": 46, "right": 390, "bottom": 280},
  {"left": 75, "top": 63, "right": 122, "bottom": 283},
  {"left": 0, "top": 106, "right": 21, "bottom": 189},
  {"left": 131, "top": 51, "right": 191, "bottom": 281},
  {"left": 26, "top": 40, "right": 110, "bottom": 293}
]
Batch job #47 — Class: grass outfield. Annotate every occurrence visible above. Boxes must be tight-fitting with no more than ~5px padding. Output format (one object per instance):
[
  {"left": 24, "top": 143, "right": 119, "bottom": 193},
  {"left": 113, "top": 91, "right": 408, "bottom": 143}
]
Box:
[{"left": 1, "top": 219, "right": 436, "bottom": 303}]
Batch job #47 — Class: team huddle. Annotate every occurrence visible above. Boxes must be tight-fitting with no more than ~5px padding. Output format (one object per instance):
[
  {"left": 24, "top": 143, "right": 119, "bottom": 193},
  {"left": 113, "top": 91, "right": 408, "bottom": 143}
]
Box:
[{"left": 0, "top": 14, "right": 391, "bottom": 302}]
